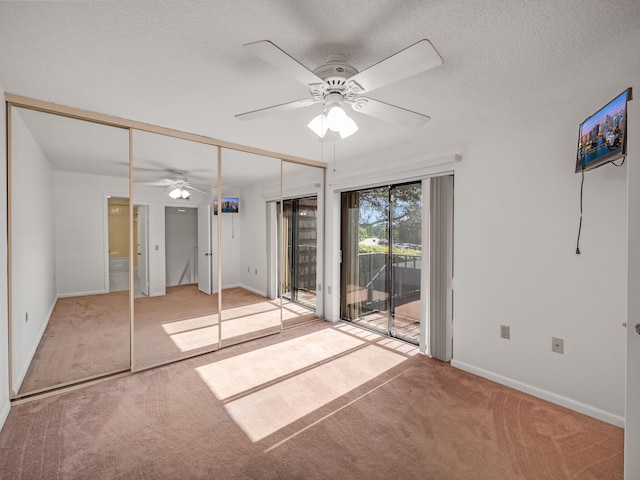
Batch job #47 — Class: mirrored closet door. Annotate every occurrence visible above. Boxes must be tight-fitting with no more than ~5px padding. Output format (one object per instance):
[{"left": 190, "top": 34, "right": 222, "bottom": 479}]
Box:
[
  {"left": 280, "top": 161, "right": 323, "bottom": 328},
  {"left": 132, "top": 130, "right": 220, "bottom": 370},
  {"left": 7, "top": 95, "right": 327, "bottom": 397},
  {"left": 219, "top": 150, "right": 282, "bottom": 347},
  {"left": 9, "top": 107, "right": 131, "bottom": 398}
]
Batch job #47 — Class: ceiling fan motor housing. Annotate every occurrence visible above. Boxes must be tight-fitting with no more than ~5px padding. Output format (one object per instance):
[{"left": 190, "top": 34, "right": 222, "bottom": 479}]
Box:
[{"left": 311, "top": 56, "right": 362, "bottom": 101}]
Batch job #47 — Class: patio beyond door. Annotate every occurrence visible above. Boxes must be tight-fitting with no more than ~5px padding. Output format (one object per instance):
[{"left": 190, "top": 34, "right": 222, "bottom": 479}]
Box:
[{"left": 340, "top": 182, "right": 422, "bottom": 344}]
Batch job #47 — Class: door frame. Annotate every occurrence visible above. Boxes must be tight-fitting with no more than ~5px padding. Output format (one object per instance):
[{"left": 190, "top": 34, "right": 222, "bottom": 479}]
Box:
[
  {"left": 197, "top": 203, "right": 212, "bottom": 295},
  {"left": 134, "top": 202, "right": 150, "bottom": 297}
]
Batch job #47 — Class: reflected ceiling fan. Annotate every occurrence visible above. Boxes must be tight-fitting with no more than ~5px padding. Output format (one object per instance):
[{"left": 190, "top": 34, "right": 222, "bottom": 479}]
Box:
[
  {"left": 236, "top": 39, "right": 443, "bottom": 139},
  {"left": 135, "top": 171, "right": 208, "bottom": 199}
]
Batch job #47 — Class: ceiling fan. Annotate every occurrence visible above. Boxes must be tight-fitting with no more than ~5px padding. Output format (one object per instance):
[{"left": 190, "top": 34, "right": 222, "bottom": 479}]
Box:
[
  {"left": 236, "top": 39, "right": 443, "bottom": 139},
  {"left": 135, "top": 170, "right": 208, "bottom": 199}
]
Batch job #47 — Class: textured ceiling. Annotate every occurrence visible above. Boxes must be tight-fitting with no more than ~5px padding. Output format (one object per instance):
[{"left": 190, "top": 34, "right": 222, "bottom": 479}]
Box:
[{"left": 1, "top": 0, "right": 639, "bottom": 166}]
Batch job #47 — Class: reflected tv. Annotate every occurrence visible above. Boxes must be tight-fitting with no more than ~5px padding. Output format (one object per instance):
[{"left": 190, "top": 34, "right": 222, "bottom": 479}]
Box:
[
  {"left": 576, "top": 88, "right": 632, "bottom": 172},
  {"left": 213, "top": 197, "right": 239, "bottom": 214}
]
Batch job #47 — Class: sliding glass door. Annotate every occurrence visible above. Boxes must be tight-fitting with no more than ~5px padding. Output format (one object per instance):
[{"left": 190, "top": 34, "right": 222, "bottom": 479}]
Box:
[
  {"left": 280, "top": 196, "right": 318, "bottom": 310},
  {"left": 340, "top": 183, "right": 422, "bottom": 344},
  {"left": 389, "top": 183, "right": 422, "bottom": 341}
]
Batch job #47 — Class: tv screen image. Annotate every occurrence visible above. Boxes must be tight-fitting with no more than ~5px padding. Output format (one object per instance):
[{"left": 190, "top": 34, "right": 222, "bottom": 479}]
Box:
[
  {"left": 213, "top": 197, "right": 239, "bottom": 215},
  {"left": 576, "top": 88, "right": 631, "bottom": 172}
]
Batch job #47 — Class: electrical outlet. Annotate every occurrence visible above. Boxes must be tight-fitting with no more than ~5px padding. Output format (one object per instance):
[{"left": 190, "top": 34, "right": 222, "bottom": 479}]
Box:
[
  {"left": 25, "top": 312, "right": 28, "bottom": 323},
  {"left": 500, "top": 325, "right": 510, "bottom": 339},
  {"left": 552, "top": 337, "right": 564, "bottom": 354}
]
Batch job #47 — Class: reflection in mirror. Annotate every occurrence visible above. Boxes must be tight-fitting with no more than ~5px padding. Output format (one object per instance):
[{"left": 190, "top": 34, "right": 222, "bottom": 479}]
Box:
[
  {"left": 132, "top": 131, "right": 219, "bottom": 370},
  {"left": 10, "top": 107, "right": 131, "bottom": 397},
  {"left": 281, "top": 161, "right": 323, "bottom": 328},
  {"left": 220, "top": 150, "right": 282, "bottom": 347}
]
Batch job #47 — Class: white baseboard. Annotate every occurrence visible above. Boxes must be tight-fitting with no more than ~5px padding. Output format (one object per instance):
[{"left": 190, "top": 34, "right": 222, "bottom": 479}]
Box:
[
  {"left": 0, "top": 399, "right": 10, "bottom": 432},
  {"left": 57, "top": 289, "right": 108, "bottom": 298},
  {"left": 13, "top": 297, "right": 58, "bottom": 395},
  {"left": 238, "top": 284, "right": 267, "bottom": 297},
  {"left": 450, "top": 359, "right": 625, "bottom": 428}
]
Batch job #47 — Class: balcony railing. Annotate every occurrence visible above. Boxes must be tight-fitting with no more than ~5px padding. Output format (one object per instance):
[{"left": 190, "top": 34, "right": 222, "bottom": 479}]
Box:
[{"left": 356, "top": 251, "right": 421, "bottom": 313}]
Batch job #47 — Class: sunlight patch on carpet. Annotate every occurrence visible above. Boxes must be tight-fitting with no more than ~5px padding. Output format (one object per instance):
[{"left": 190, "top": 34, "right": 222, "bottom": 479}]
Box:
[
  {"left": 222, "top": 344, "right": 406, "bottom": 442},
  {"left": 220, "top": 311, "right": 281, "bottom": 340},
  {"left": 282, "top": 302, "right": 311, "bottom": 317},
  {"left": 335, "top": 323, "right": 385, "bottom": 340},
  {"left": 222, "top": 301, "right": 280, "bottom": 320},
  {"left": 196, "top": 328, "right": 364, "bottom": 400},
  {"left": 166, "top": 324, "right": 220, "bottom": 352},
  {"left": 378, "top": 337, "right": 419, "bottom": 355},
  {"left": 161, "top": 314, "right": 218, "bottom": 335}
]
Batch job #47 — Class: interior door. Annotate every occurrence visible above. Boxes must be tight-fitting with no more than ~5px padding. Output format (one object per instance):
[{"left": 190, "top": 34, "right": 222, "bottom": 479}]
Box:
[
  {"left": 197, "top": 203, "right": 212, "bottom": 294},
  {"left": 137, "top": 205, "right": 149, "bottom": 296}
]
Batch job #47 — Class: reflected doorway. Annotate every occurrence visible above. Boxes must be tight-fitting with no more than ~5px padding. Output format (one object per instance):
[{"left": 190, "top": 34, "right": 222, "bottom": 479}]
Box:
[
  {"left": 279, "top": 196, "right": 318, "bottom": 310},
  {"left": 340, "top": 183, "right": 422, "bottom": 344},
  {"left": 107, "top": 197, "right": 133, "bottom": 293},
  {"left": 165, "top": 206, "right": 198, "bottom": 288}
]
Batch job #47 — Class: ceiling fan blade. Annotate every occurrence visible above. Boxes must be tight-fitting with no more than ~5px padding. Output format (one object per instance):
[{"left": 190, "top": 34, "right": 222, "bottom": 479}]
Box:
[
  {"left": 236, "top": 98, "right": 320, "bottom": 121},
  {"left": 244, "top": 40, "right": 324, "bottom": 86},
  {"left": 135, "top": 179, "right": 173, "bottom": 187},
  {"left": 185, "top": 174, "right": 216, "bottom": 184},
  {"left": 349, "top": 97, "right": 430, "bottom": 128},
  {"left": 348, "top": 40, "right": 442, "bottom": 93},
  {"left": 184, "top": 185, "right": 209, "bottom": 195}
]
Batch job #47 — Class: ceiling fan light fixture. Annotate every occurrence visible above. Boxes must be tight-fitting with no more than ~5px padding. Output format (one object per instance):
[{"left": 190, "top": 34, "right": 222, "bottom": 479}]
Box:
[
  {"left": 307, "top": 113, "right": 328, "bottom": 138},
  {"left": 169, "top": 187, "right": 190, "bottom": 199},
  {"left": 338, "top": 115, "right": 359, "bottom": 139},
  {"left": 308, "top": 104, "right": 358, "bottom": 139},
  {"left": 326, "top": 105, "right": 347, "bottom": 132}
]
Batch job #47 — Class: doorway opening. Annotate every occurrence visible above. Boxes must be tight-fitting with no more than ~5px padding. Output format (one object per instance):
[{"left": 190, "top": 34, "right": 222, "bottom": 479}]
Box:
[
  {"left": 108, "top": 197, "right": 133, "bottom": 293},
  {"left": 165, "top": 206, "right": 198, "bottom": 288},
  {"left": 340, "top": 182, "right": 422, "bottom": 344}
]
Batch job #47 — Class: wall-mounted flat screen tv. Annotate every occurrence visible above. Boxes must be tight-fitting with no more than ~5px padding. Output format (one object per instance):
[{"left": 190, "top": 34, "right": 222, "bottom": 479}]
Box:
[
  {"left": 576, "top": 88, "right": 632, "bottom": 172},
  {"left": 213, "top": 197, "right": 239, "bottom": 215}
]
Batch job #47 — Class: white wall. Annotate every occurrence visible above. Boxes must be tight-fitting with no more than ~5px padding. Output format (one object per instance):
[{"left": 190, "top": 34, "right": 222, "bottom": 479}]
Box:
[
  {"left": 235, "top": 186, "right": 267, "bottom": 295},
  {"left": 55, "top": 171, "right": 128, "bottom": 296},
  {"left": 451, "top": 87, "right": 629, "bottom": 425},
  {"left": 165, "top": 207, "right": 197, "bottom": 286},
  {"left": 215, "top": 189, "right": 243, "bottom": 291},
  {"left": 10, "top": 109, "right": 57, "bottom": 394},
  {"left": 0, "top": 85, "right": 10, "bottom": 428},
  {"left": 325, "top": 82, "right": 636, "bottom": 425}
]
